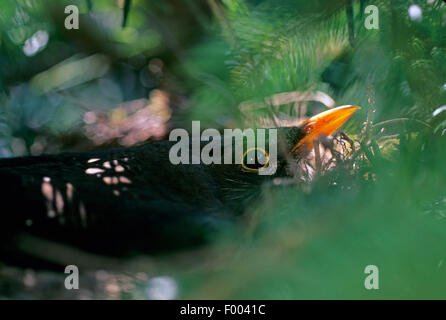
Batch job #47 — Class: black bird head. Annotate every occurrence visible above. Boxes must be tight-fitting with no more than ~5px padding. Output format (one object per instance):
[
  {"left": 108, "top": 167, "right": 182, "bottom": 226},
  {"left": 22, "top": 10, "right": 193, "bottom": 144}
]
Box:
[
  {"left": 238, "top": 105, "right": 360, "bottom": 174},
  {"left": 218, "top": 105, "right": 360, "bottom": 212}
]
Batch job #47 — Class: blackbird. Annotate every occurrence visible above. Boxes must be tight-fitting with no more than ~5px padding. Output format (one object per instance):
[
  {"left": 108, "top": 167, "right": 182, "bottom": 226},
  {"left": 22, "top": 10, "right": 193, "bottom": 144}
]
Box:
[{"left": 0, "top": 105, "right": 358, "bottom": 263}]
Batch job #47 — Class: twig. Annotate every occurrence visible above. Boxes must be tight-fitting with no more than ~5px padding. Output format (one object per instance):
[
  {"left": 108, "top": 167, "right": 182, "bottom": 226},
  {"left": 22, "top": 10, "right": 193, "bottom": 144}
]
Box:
[
  {"left": 85, "top": 0, "right": 92, "bottom": 11},
  {"left": 373, "top": 118, "right": 432, "bottom": 129},
  {"left": 122, "top": 0, "right": 132, "bottom": 28},
  {"left": 313, "top": 139, "right": 322, "bottom": 175},
  {"left": 346, "top": 0, "right": 355, "bottom": 47},
  {"left": 207, "top": 0, "right": 237, "bottom": 47},
  {"left": 239, "top": 90, "right": 335, "bottom": 114},
  {"left": 361, "top": 84, "right": 375, "bottom": 143}
]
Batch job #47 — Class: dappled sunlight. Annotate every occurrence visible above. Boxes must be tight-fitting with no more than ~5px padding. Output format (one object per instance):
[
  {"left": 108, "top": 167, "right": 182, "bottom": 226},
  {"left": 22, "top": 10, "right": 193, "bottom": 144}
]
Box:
[
  {"left": 79, "top": 201, "right": 88, "bottom": 229},
  {"left": 55, "top": 190, "right": 64, "bottom": 216},
  {"left": 103, "top": 161, "right": 112, "bottom": 169},
  {"left": 66, "top": 183, "right": 74, "bottom": 201},
  {"left": 119, "top": 176, "right": 131, "bottom": 184},
  {"left": 39, "top": 176, "right": 90, "bottom": 229},
  {"left": 85, "top": 168, "right": 105, "bottom": 175},
  {"left": 41, "top": 177, "right": 56, "bottom": 218},
  {"left": 114, "top": 165, "right": 125, "bottom": 172},
  {"left": 433, "top": 105, "right": 446, "bottom": 117},
  {"left": 87, "top": 157, "right": 133, "bottom": 188},
  {"left": 145, "top": 276, "right": 178, "bottom": 300},
  {"left": 23, "top": 30, "right": 48, "bottom": 57},
  {"left": 84, "top": 90, "right": 171, "bottom": 146}
]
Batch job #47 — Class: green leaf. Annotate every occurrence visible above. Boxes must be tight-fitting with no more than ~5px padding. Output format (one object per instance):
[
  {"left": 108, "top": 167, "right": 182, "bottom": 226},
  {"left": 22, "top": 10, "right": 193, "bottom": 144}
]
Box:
[{"left": 122, "top": 0, "right": 132, "bottom": 28}]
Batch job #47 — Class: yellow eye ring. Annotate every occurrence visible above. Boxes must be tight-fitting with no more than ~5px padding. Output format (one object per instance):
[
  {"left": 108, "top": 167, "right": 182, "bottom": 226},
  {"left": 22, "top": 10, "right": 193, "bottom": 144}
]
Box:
[{"left": 241, "top": 147, "right": 270, "bottom": 172}]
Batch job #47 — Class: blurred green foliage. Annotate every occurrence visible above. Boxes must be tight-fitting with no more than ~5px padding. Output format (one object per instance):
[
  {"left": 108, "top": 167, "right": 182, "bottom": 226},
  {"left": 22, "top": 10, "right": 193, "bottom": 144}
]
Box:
[
  {"left": 0, "top": 0, "right": 208, "bottom": 155},
  {"left": 176, "top": 0, "right": 446, "bottom": 299}
]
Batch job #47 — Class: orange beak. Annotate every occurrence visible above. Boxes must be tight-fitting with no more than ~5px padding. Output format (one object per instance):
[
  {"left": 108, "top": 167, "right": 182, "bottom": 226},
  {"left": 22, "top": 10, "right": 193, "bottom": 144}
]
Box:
[{"left": 291, "top": 105, "right": 360, "bottom": 153}]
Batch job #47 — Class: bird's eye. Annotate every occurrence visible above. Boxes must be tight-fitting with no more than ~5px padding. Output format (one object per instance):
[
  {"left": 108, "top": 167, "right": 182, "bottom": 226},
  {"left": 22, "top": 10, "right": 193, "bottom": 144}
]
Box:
[{"left": 241, "top": 147, "right": 270, "bottom": 172}]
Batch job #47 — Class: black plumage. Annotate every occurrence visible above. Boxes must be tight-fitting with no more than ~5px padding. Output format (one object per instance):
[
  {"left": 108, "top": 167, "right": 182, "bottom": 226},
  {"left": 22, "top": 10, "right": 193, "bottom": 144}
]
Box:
[{"left": 0, "top": 127, "right": 302, "bottom": 261}]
